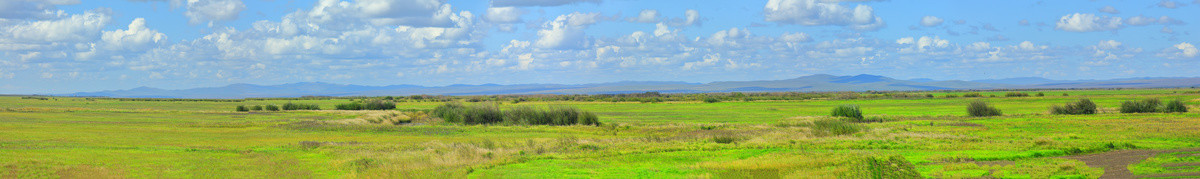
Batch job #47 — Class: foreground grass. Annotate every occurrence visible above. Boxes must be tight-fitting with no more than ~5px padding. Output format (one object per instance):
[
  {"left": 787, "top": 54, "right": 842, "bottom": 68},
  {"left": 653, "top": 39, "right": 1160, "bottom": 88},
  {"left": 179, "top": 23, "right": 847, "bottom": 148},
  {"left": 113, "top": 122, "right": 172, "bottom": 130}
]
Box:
[{"left": 1, "top": 89, "right": 1198, "bottom": 178}]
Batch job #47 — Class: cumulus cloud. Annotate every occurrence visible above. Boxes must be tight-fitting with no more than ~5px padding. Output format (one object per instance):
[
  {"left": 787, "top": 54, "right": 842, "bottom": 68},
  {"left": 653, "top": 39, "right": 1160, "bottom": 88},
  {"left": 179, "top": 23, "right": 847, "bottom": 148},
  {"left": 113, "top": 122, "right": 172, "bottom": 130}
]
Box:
[
  {"left": 920, "top": 16, "right": 943, "bottom": 27},
  {"left": 763, "top": 0, "right": 886, "bottom": 31},
  {"left": 184, "top": 0, "right": 245, "bottom": 24},
  {"left": 535, "top": 12, "right": 600, "bottom": 49},
  {"left": 102, "top": 18, "right": 168, "bottom": 51},
  {"left": 684, "top": 9, "right": 700, "bottom": 26},
  {"left": 1159, "top": 42, "right": 1198, "bottom": 59},
  {"left": 485, "top": 6, "right": 524, "bottom": 23},
  {"left": 491, "top": 0, "right": 600, "bottom": 7},
  {"left": 3, "top": 9, "right": 110, "bottom": 42},
  {"left": 1055, "top": 13, "right": 1122, "bottom": 32}
]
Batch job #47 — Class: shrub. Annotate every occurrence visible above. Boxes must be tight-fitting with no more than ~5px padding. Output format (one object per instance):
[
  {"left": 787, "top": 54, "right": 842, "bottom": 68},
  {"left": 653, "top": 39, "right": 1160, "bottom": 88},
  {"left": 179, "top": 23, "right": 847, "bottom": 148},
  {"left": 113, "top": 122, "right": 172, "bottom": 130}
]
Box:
[
  {"left": 336, "top": 102, "right": 365, "bottom": 110},
  {"left": 925, "top": 94, "right": 934, "bottom": 98},
  {"left": 251, "top": 105, "right": 263, "bottom": 111},
  {"left": 944, "top": 94, "right": 958, "bottom": 98},
  {"left": 282, "top": 102, "right": 320, "bottom": 110},
  {"left": 1036, "top": 92, "right": 1045, "bottom": 97},
  {"left": 1051, "top": 99, "right": 1097, "bottom": 115},
  {"left": 831, "top": 104, "right": 863, "bottom": 120},
  {"left": 1005, "top": 92, "right": 1030, "bottom": 97},
  {"left": 967, "top": 101, "right": 1002, "bottom": 117},
  {"left": 1063, "top": 93, "right": 1069, "bottom": 96},
  {"left": 1164, "top": 99, "right": 1188, "bottom": 113},
  {"left": 712, "top": 135, "right": 737, "bottom": 144},
  {"left": 1120, "top": 98, "right": 1161, "bottom": 113},
  {"left": 809, "top": 119, "right": 864, "bottom": 136},
  {"left": 364, "top": 100, "right": 396, "bottom": 110},
  {"left": 963, "top": 93, "right": 983, "bottom": 98},
  {"left": 264, "top": 104, "right": 280, "bottom": 111},
  {"left": 432, "top": 102, "right": 468, "bottom": 123},
  {"left": 461, "top": 103, "right": 504, "bottom": 125},
  {"left": 703, "top": 97, "right": 721, "bottom": 103},
  {"left": 235, "top": 105, "right": 249, "bottom": 112},
  {"left": 844, "top": 116, "right": 888, "bottom": 123}
]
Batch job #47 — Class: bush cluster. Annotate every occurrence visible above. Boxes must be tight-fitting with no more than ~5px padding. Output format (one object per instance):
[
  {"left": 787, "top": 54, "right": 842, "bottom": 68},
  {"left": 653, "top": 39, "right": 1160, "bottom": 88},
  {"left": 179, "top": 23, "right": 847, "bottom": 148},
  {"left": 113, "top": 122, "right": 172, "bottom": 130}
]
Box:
[
  {"left": 1121, "top": 98, "right": 1188, "bottom": 113},
  {"left": 236, "top": 105, "right": 249, "bottom": 112},
  {"left": 265, "top": 104, "right": 280, "bottom": 111},
  {"left": 432, "top": 103, "right": 600, "bottom": 126},
  {"left": 282, "top": 102, "right": 321, "bottom": 110},
  {"left": 831, "top": 104, "right": 863, "bottom": 120},
  {"left": 335, "top": 100, "right": 397, "bottom": 110},
  {"left": 962, "top": 93, "right": 983, "bottom": 98},
  {"left": 703, "top": 97, "right": 721, "bottom": 103},
  {"left": 809, "top": 119, "right": 864, "bottom": 136},
  {"left": 1051, "top": 99, "right": 1097, "bottom": 115},
  {"left": 967, "top": 101, "right": 1002, "bottom": 117}
]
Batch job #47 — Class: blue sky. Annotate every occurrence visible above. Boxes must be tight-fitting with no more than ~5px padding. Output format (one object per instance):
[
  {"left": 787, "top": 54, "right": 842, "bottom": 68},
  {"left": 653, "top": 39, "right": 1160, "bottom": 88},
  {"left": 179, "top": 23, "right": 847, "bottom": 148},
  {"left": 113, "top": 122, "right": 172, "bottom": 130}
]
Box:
[{"left": 1, "top": 0, "right": 1197, "bottom": 94}]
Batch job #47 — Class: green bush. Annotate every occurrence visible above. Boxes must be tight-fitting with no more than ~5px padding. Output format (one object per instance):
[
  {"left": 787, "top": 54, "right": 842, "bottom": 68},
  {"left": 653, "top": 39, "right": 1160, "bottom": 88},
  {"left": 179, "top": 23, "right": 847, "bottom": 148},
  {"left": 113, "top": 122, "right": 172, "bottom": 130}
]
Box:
[
  {"left": 235, "top": 105, "right": 249, "bottom": 112},
  {"left": 831, "top": 104, "right": 863, "bottom": 120},
  {"left": 264, "top": 104, "right": 280, "bottom": 111},
  {"left": 703, "top": 97, "right": 721, "bottom": 103},
  {"left": 1120, "top": 98, "right": 1161, "bottom": 113},
  {"left": 281, "top": 102, "right": 320, "bottom": 110},
  {"left": 251, "top": 105, "right": 263, "bottom": 111},
  {"left": 967, "top": 101, "right": 1002, "bottom": 117},
  {"left": 364, "top": 100, "right": 396, "bottom": 110},
  {"left": 1051, "top": 99, "right": 1097, "bottom": 115},
  {"left": 1164, "top": 99, "right": 1188, "bottom": 113},
  {"left": 809, "top": 119, "right": 864, "bottom": 136},
  {"left": 963, "top": 93, "right": 983, "bottom": 98},
  {"left": 712, "top": 135, "right": 737, "bottom": 144},
  {"left": 1036, "top": 92, "right": 1045, "bottom": 97},
  {"left": 336, "top": 102, "right": 365, "bottom": 110},
  {"left": 944, "top": 94, "right": 958, "bottom": 98}
]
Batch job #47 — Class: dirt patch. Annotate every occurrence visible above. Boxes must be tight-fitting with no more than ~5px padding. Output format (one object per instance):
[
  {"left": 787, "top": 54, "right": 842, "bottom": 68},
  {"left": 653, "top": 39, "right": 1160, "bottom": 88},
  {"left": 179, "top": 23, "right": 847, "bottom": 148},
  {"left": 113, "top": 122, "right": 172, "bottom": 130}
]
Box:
[{"left": 1057, "top": 148, "right": 1200, "bottom": 179}]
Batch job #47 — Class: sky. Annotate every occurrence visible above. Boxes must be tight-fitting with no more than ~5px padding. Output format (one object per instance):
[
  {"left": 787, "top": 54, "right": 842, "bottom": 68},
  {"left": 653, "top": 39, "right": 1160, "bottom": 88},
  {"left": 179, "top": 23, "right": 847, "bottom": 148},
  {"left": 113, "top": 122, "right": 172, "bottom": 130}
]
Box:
[{"left": 0, "top": 0, "right": 1198, "bottom": 94}]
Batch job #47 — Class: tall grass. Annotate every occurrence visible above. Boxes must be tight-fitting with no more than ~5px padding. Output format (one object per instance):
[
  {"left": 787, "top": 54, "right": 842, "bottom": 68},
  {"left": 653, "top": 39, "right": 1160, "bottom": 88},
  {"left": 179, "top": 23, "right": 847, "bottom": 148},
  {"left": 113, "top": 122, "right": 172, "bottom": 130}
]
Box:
[
  {"left": 967, "top": 101, "right": 1002, "bottom": 117},
  {"left": 830, "top": 104, "right": 863, "bottom": 120},
  {"left": 808, "top": 119, "right": 864, "bottom": 136},
  {"left": 431, "top": 103, "right": 599, "bottom": 126},
  {"left": 1050, "top": 99, "right": 1097, "bottom": 115}
]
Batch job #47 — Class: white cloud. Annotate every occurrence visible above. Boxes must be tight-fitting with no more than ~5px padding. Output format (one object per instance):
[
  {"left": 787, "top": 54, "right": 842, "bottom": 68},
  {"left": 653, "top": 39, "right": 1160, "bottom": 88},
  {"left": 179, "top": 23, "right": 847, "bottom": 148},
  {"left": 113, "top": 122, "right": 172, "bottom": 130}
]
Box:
[
  {"left": 535, "top": 12, "right": 600, "bottom": 49},
  {"left": 491, "top": 0, "right": 600, "bottom": 7},
  {"left": 705, "top": 27, "right": 750, "bottom": 47},
  {"left": 684, "top": 9, "right": 700, "bottom": 26},
  {"left": 4, "top": 10, "right": 110, "bottom": 42},
  {"left": 1157, "top": 0, "right": 1184, "bottom": 8},
  {"left": 763, "top": 0, "right": 885, "bottom": 31},
  {"left": 920, "top": 16, "right": 943, "bottom": 27},
  {"left": 634, "top": 9, "right": 658, "bottom": 23},
  {"left": 485, "top": 6, "right": 524, "bottom": 23},
  {"left": 0, "top": 0, "right": 79, "bottom": 20},
  {"left": 1055, "top": 13, "right": 1122, "bottom": 32},
  {"left": 1159, "top": 42, "right": 1198, "bottom": 59},
  {"left": 184, "top": 0, "right": 245, "bottom": 24},
  {"left": 1098, "top": 6, "right": 1120, "bottom": 14},
  {"left": 102, "top": 18, "right": 168, "bottom": 51}
]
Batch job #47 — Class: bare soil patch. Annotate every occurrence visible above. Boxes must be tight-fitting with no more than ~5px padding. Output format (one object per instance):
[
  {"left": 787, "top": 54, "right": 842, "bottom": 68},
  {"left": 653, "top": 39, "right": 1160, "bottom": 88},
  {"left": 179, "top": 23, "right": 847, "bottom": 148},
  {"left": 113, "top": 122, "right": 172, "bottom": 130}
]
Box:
[{"left": 1058, "top": 148, "right": 1200, "bottom": 179}]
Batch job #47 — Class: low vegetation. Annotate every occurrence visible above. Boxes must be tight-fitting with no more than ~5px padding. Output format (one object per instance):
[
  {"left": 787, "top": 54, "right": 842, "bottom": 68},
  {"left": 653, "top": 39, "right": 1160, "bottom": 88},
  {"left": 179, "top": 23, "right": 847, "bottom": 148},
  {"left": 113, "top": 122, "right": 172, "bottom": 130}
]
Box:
[
  {"left": 1050, "top": 99, "right": 1097, "bottom": 115},
  {"left": 1120, "top": 98, "right": 1162, "bottom": 113},
  {"left": 281, "top": 102, "right": 321, "bottom": 110},
  {"left": 967, "top": 100, "right": 1002, "bottom": 117},
  {"left": 335, "top": 100, "right": 396, "bottom": 110},
  {"left": 807, "top": 118, "right": 865, "bottom": 136},
  {"left": 1164, "top": 99, "right": 1188, "bottom": 113},
  {"left": 432, "top": 102, "right": 600, "bottom": 126}
]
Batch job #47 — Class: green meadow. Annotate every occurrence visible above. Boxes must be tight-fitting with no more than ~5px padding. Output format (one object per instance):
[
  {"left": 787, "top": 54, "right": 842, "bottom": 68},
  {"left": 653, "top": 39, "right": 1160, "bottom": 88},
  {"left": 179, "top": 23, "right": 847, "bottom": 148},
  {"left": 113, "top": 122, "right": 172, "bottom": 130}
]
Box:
[{"left": 2, "top": 89, "right": 1199, "bottom": 178}]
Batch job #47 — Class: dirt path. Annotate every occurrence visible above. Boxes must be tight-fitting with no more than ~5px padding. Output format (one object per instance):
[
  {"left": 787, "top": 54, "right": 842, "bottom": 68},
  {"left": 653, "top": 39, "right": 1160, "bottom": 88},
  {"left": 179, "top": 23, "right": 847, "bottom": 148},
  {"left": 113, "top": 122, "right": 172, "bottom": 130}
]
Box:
[{"left": 1057, "top": 148, "right": 1200, "bottom": 179}]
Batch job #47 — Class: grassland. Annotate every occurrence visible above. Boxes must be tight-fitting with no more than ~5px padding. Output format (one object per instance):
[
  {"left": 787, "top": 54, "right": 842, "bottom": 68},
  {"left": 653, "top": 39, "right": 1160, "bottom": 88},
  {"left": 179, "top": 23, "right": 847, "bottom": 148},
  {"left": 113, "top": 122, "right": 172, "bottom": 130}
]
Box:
[{"left": 2, "top": 88, "right": 1199, "bottom": 178}]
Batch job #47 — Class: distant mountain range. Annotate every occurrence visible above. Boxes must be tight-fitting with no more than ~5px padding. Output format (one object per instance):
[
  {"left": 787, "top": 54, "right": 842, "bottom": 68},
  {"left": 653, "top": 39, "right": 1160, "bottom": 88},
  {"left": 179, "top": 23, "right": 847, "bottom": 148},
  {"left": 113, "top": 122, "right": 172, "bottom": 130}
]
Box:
[{"left": 64, "top": 74, "right": 1200, "bottom": 99}]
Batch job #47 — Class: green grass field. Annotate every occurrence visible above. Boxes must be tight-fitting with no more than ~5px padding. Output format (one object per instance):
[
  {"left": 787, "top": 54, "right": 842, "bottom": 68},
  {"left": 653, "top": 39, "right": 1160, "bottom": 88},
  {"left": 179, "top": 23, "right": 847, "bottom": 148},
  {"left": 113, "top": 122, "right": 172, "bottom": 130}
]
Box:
[{"left": 2, "top": 89, "right": 1199, "bottom": 178}]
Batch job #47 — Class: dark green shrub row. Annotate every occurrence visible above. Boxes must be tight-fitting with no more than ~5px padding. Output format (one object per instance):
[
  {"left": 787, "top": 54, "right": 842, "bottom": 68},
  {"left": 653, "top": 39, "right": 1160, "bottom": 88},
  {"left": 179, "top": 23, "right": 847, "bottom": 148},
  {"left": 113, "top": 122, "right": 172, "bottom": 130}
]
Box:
[
  {"left": 831, "top": 104, "right": 863, "bottom": 120},
  {"left": 282, "top": 102, "right": 320, "bottom": 110},
  {"left": 236, "top": 104, "right": 282, "bottom": 112},
  {"left": 432, "top": 103, "right": 600, "bottom": 126},
  {"left": 967, "top": 101, "right": 1002, "bottom": 117},
  {"left": 265, "top": 104, "right": 280, "bottom": 111},
  {"left": 1121, "top": 98, "right": 1188, "bottom": 113},
  {"left": 1051, "top": 99, "right": 1097, "bottom": 115},
  {"left": 236, "top": 105, "right": 249, "bottom": 112},
  {"left": 334, "top": 100, "right": 397, "bottom": 110},
  {"left": 703, "top": 97, "right": 721, "bottom": 103},
  {"left": 962, "top": 93, "right": 983, "bottom": 97}
]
